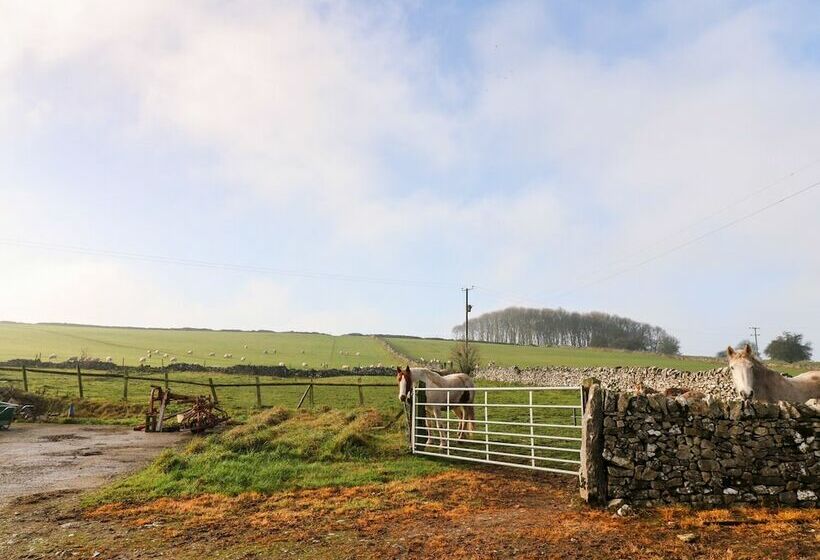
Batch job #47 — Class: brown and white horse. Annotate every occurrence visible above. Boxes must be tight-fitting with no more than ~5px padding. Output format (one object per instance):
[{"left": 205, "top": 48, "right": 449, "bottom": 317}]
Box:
[
  {"left": 397, "top": 366, "right": 475, "bottom": 447},
  {"left": 727, "top": 344, "right": 820, "bottom": 403}
]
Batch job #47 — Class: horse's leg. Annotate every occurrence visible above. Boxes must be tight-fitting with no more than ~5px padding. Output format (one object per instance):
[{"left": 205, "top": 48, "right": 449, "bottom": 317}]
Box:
[
  {"left": 452, "top": 406, "right": 465, "bottom": 439},
  {"left": 427, "top": 407, "right": 442, "bottom": 448},
  {"left": 424, "top": 406, "right": 436, "bottom": 448}
]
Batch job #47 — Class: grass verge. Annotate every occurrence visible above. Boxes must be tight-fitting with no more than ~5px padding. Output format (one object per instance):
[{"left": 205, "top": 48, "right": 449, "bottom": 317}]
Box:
[{"left": 86, "top": 407, "right": 449, "bottom": 506}]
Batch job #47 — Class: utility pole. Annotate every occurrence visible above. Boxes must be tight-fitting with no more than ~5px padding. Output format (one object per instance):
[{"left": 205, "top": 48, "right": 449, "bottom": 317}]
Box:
[
  {"left": 749, "top": 326, "right": 760, "bottom": 355},
  {"left": 462, "top": 286, "right": 474, "bottom": 348}
]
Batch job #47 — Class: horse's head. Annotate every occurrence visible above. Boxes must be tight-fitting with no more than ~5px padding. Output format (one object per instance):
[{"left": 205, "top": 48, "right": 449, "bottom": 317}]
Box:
[
  {"left": 727, "top": 343, "right": 756, "bottom": 400},
  {"left": 396, "top": 366, "right": 413, "bottom": 402}
]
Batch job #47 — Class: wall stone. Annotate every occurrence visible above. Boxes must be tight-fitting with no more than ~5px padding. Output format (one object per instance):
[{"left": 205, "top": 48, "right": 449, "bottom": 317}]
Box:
[
  {"left": 599, "top": 390, "right": 819, "bottom": 508},
  {"left": 476, "top": 366, "right": 736, "bottom": 400}
]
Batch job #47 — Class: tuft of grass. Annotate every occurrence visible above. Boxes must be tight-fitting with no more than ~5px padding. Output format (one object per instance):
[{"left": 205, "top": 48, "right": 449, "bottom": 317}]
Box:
[{"left": 86, "top": 407, "right": 449, "bottom": 506}]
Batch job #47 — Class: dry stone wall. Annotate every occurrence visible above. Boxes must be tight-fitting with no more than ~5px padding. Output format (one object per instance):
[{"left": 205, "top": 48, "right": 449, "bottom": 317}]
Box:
[
  {"left": 599, "top": 390, "right": 819, "bottom": 508},
  {"left": 477, "top": 366, "right": 736, "bottom": 399}
]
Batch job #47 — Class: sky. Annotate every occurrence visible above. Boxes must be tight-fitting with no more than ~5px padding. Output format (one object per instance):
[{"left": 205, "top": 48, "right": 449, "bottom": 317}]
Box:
[{"left": 1, "top": 0, "right": 819, "bottom": 357}]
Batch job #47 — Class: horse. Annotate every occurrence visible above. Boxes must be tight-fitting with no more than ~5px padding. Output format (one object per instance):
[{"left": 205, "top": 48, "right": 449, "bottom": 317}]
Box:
[
  {"left": 727, "top": 344, "right": 820, "bottom": 403},
  {"left": 396, "top": 366, "right": 475, "bottom": 447}
]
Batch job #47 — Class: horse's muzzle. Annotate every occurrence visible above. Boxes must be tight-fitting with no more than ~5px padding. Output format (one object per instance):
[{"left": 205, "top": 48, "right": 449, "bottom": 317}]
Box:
[
  {"left": 399, "top": 394, "right": 407, "bottom": 403},
  {"left": 740, "top": 390, "right": 754, "bottom": 400}
]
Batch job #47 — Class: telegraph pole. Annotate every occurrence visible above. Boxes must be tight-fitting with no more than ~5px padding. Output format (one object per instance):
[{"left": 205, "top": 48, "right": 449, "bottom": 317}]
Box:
[
  {"left": 462, "top": 286, "right": 474, "bottom": 348},
  {"left": 749, "top": 326, "right": 760, "bottom": 355}
]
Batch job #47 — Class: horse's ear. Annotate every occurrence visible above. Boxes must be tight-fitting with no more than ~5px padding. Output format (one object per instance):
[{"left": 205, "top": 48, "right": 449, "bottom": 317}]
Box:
[
  {"left": 396, "top": 366, "right": 402, "bottom": 374},
  {"left": 405, "top": 365, "right": 411, "bottom": 373},
  {"left": 743, "top": 343, "right": 753, "bottom": 356},
  {"left": 727, "top": 346, "right": 735, "bottom": 358}
]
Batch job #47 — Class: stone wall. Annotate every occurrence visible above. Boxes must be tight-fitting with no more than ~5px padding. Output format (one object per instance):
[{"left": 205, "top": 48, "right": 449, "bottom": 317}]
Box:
[
  {"left": 597, "top": 390, "right": 819, "bottom": 508},
  {"left": 477, "top": 366, "right": 735, "bottom": 399}
]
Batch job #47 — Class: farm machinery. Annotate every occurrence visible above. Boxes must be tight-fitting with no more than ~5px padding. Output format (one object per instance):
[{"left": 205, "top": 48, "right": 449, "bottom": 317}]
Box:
[{"left": 136, "top": 386, "right": 229, "bottom": 433}]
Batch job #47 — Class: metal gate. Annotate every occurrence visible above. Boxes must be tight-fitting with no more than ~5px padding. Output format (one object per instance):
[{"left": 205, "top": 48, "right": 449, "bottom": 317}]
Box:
[{"left": 410, "top": 386, "right": 583, "bottom": 475}]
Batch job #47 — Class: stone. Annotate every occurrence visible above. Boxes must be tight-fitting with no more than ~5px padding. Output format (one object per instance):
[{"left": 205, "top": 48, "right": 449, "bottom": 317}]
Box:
[
  {"left": 797, "top": 489, "right": 817, "bottom": 501},
  {"left": 677, "top": 533, "right": 698, "bottom": 543},
  {"left": 723, "top": 487, "right": 738, "bottom": 495},
  {"left": 616, "top": 504, "right": 634, "bottom": 517},
  {"left": 606, "top": 498, "right": 626, "bottom": 511}
]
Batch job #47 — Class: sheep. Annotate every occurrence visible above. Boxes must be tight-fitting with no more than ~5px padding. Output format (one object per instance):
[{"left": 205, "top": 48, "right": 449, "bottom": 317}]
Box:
[
  {"left": 138, "top": 357, "right": 146, "bottom": 363},
  {"left": 163, "top": 353, "right": 169, "bottom": 358},
  {"left": 169, "top": 356, "right": 177, "bottom": 363},
  {"left": 355, "top": 351, "right": 360, "bottom": 356},
  {"left": 240, "top": 356, "right": 246, "bottom": 361},
  {"left": 342, "top": 365, "right": 349, "bottom": 370},
  {"left": 301, "top": 362, "right": 308, "bottom": 367},
  {"left": 48, "top": 353, "right": 57, "bottom": 360},
  {"left": 243, "top": 344, "right": 248, "bottom": 349},
  {"left": 105, "top": 356, "right": 113, "bottom": 362},
  {"left": 278, "top": 362, "right": 285, "bottom": 367},
  {"left": 186, "top": 349, "right": 193, "bottom": 355},
  {"left": 223, "top": 353, "right": 232, "bottom": 358},
  {"left": 208, "top": 352, "right": 215, "bottom": 357}
]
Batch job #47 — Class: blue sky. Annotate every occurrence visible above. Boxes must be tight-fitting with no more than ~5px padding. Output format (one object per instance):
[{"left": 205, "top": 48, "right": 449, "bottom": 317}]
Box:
[{"left": 1, "top": 0, "right": 819, "bottom": 356}]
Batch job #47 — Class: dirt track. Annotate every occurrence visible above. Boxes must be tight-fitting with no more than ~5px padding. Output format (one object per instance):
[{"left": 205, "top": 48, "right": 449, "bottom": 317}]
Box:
[{"left": 0, "top": 423, "right": 187, "bottom": 506}]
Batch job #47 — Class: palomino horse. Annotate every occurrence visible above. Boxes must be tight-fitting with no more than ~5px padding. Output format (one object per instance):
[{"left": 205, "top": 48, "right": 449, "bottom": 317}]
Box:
[
  {"left": 397, "top": 366, "right": 475, "bottom": 447},
  {"left": 727, "top": 344, "right": 820, "bottom": 403}
]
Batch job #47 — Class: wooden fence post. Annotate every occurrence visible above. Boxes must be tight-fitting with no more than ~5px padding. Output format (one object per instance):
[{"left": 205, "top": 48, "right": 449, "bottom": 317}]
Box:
[
  {"left": 296, "top": 385, "right": 311, "bottom": 409},
  {"left": 357, "top": 377, "right": 364, "bottom": 406},
  {"left": 309, "top": 382, "right": 315, "bottom": 408},
  {"left": 164, "top": 370, "right": 169, "bottom": 391},
  {"left": 22, "top": 365, "right": 28, "bottom": 392},
  {"left": 209, "top": 377, "right": 218, "bottom": 404},
  {"left": 122, "top": 371, "right": 129, "bottom": 401},
  {"left": 255, "top": 375, "right": 262, "bottom": 408},
  {"left": 76, "top": 364, "right": 84, "bottom": 399}
]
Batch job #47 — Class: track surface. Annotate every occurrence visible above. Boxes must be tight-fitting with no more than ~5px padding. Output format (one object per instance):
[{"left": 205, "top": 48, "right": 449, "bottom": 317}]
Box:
[{"left": 0, "top": 423, "right": 187, "bottom": 506}]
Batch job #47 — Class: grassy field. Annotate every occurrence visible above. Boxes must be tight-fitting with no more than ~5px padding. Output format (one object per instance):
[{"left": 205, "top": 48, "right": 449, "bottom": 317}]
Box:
[
  {"left": 0, "top": 367, "right": 403, "bottom": 422},
  {"left": 385, "top": 336, "right": 818, "bottom": 375},
  {"left": 0, "top": 322, "right": 394, "bottom": 368}
]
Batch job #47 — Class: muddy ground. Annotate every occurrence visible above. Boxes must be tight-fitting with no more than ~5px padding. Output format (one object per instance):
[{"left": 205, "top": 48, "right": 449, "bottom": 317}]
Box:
[
  {"left": 0, "top": 423, "right": 187, "bottom": 506},
  {"left": 1, "top": 466, "right": 817, "bottom": 560}
]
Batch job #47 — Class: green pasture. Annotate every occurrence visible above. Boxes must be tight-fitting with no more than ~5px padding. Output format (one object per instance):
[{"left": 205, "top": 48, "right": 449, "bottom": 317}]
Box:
[
  {"left": 0, "top": 323, "right": 394, "bottom": 369},
  {"left": 385, "top": 337, "right": 817, "bottom": 375},
  {"left": 0, "top": 367, "right": 402, "bottom": 422}
]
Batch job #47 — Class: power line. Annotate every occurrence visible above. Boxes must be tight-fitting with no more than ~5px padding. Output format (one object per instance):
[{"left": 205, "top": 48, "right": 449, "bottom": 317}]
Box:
[
  {"left": 0, "top": 238, "right": 460, "bottom": 290},
  {"left": 478, "top": 176, "right": 820, "bottom": 307}
]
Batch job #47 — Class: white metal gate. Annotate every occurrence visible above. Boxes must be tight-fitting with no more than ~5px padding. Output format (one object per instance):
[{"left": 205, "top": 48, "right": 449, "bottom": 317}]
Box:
[{"left": 410, "top": 386, "right": 583, "bottom": 476}]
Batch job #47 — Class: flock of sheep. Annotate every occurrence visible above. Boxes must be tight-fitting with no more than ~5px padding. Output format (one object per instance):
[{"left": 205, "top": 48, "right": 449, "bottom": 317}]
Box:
[{"left": 45, "top": 345, "right": 384, "bottom": 370}]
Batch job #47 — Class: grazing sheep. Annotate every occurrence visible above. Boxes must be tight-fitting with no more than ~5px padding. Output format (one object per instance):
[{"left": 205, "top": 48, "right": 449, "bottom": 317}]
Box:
[
  {"left": 301, "top": 362, "right": 308, "bottom": 367},
  {"left": 377, "top": 362, "right": 382, "bottom": 367},
  {"left": 169, "top": 356, "right": 177, "bottom": 363},
  {"left": 163, "top": 353, "right": 168, "bottom": 358},
  {"left": 355, "top": 351, "right": 360, "bottom": 356},
  {"left": 48, "top": 353, "right": 57, "bottom": 360},
  {"left": 278, "top": 362, "right": 285, "bottom": 366},
  {"left": 138, "top": 357, "right": 146, "bottom": 363},
  {"left": 208, "top": 352, "right": 215, "bottom": 357},
  {"left": 240, "top": 356, "right": 246, "bottom": 361},
  {"left": 186, "top": 350, "right": 193, "bottom": 355},
  {"left": 105, "top": 356, "right": 112, "bottom": 362},
  {"left": 342, "top": 365, "right": 349, "bottom": 369}
]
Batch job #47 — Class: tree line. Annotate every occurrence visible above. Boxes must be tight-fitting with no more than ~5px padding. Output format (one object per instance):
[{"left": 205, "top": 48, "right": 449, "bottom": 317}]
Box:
[{"left": 452, "top": 307, "right": 680, "bottom": 354}]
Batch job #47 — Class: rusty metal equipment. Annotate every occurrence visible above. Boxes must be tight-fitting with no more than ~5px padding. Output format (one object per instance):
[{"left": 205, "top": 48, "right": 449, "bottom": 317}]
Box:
[{"left": 136, "top": 385, "right": 229, "bottom": 433}]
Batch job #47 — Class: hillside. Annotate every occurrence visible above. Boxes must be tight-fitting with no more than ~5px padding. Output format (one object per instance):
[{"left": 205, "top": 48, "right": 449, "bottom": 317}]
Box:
[{"left": 0, "top": 323, "right": 393, "bottom": 369}]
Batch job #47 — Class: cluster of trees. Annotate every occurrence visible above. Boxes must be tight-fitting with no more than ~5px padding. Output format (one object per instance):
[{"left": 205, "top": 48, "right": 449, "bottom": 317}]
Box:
[
  {"left": 452, "top": 307, "right": 680, "bottom": 354},
  {"left": 717, "top": 332, "right": 813, "bottom": 363}
]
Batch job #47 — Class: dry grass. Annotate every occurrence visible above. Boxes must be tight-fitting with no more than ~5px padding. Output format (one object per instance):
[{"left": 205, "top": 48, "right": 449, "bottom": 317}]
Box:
[{"left": 85, "top": 469, "right": 820, "bottom": 560}]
